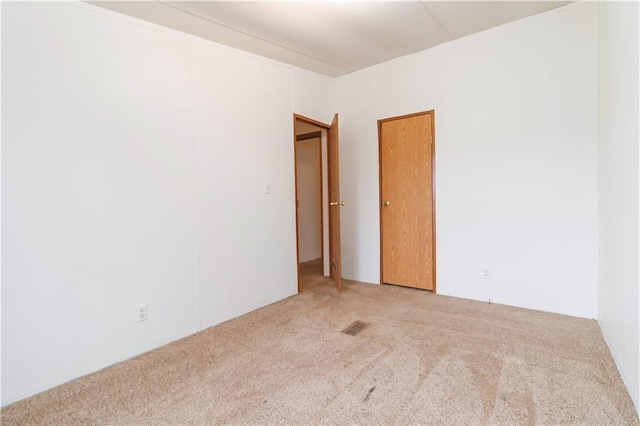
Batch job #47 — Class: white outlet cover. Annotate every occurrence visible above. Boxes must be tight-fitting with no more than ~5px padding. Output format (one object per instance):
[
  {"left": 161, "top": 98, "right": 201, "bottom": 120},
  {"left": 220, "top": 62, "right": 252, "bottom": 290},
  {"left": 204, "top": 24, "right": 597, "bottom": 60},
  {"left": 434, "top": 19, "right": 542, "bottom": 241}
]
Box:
[{"left": 137, "top": 304, "right": 148, "bottom": 322}]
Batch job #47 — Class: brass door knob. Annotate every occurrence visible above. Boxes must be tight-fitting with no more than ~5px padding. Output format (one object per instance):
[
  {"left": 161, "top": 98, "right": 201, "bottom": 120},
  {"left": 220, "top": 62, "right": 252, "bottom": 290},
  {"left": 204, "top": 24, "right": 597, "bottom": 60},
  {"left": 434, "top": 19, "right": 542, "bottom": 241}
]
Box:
[
  {"left": 330, "top": 201, "right": 346, "bottom": 206},
  {"left": 382, "top": 200, "right": 390, "bottom": 206}
]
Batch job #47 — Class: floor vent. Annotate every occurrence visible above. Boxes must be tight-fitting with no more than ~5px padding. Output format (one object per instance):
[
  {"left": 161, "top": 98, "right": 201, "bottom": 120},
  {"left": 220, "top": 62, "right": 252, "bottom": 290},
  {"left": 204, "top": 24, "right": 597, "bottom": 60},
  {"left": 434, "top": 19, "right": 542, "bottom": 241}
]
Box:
[{"left": 342, "top": 321, "right": 370, "bottom": 336}]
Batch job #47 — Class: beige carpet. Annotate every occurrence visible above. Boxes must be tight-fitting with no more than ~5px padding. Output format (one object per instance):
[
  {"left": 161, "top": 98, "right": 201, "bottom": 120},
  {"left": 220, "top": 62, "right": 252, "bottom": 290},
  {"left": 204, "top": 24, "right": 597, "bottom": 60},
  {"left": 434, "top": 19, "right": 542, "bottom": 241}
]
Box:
[{"left": 3, "top": 260, "right": 639, "bottom": 425}]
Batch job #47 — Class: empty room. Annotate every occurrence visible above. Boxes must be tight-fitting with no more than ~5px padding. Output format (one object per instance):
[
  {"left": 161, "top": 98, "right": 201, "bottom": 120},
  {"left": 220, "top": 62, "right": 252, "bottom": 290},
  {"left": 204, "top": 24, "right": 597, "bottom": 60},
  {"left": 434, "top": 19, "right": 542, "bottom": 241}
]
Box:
[{"left": 2, "top": 0, "right": 639, "bottom": 424}]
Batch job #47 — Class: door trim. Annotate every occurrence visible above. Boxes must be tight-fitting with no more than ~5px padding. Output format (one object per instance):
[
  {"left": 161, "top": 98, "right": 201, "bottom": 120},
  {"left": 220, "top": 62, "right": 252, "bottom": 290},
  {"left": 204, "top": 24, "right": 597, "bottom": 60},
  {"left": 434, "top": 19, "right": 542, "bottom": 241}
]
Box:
[
  {"left": 377, "top": 110, "right": 437, "bottom": 293},
  {"left": 293, "top": 114, "right": 331, "bottom": 292},
  {"left": 297, "top": 131, "right": 322, "bottom": 141}
]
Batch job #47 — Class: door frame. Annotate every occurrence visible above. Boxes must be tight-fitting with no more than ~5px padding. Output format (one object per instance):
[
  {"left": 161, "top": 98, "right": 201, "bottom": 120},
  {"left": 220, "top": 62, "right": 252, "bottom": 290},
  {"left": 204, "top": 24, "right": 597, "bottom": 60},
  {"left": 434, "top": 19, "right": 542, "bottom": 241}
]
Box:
[
  {"left": 293, "top": 114, "right": 331, "bottom": 292},
  {"left": 377, "top": 110, "right": 437, "bottom": 292}
]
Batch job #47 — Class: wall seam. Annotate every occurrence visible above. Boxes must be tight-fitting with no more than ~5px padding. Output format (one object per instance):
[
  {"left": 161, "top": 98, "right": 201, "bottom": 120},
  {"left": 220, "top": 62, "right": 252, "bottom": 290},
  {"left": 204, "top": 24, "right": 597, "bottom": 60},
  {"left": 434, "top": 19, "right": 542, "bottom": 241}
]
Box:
[
  {"left": 189, "top": 40, "right": 202, "bottom": 332},
  {"left": 637, "top": 0, "right": 640, "bottom": 407},
  {"left": 598, "top": 0, "right": 604, "bottom": 323}
]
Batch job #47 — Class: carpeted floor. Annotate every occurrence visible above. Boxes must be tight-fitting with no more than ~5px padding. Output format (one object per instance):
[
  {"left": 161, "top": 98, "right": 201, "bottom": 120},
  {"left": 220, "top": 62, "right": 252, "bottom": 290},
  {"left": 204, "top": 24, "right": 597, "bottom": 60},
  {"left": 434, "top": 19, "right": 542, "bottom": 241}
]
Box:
[{"left": 3, "top": 259, "right": 639, "bottom": 425}]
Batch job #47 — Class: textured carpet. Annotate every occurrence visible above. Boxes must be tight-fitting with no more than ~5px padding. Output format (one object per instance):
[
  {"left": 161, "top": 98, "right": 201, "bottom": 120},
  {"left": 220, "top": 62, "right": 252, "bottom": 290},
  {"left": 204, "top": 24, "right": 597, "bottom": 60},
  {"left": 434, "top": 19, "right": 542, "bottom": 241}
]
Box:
[{"left": 3, "top": 260, "right": 639, "bottom": 425}]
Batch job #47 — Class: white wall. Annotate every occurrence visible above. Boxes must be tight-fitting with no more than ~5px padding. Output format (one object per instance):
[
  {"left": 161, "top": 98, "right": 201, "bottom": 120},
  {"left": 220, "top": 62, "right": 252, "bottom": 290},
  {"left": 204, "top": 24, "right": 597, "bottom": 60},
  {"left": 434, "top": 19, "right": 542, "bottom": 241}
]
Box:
[
  {"left": 1, "top": 2, "right": 331, "bottom": 405},
  {"left": 293, "top": 68, "right": 334, "bottom": 126},
  {"left": 191, "top": 39, "right": 297, "bottom": 330},
  {"left": 600, "top": 0, "right": 640, "bottom": 413},
  {"left": 296, "top": 138, "right": 323, "bottom": 262},
  {"left": 321, "top": 130, "right": 330, "bottom": 276},
  {"left": 335, "top": 2, "right": 601, "bottom": 319},
  {"left": 2, "top": 1, "right": 199, "bottom": 405}
]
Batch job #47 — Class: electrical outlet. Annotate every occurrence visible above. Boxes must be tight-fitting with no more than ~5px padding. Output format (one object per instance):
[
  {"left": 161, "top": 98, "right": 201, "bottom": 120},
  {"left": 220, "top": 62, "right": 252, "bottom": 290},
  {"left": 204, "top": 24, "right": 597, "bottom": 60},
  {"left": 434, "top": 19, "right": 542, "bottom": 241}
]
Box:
[
  {"left": 481, "top": 268, "right": 490, "bottom": 280},
  {"left": 137, "top": 304, "right": 148, "bottom": 322},
  {"left": 264, "top": 183, "right": 271, "bottom": 194}
]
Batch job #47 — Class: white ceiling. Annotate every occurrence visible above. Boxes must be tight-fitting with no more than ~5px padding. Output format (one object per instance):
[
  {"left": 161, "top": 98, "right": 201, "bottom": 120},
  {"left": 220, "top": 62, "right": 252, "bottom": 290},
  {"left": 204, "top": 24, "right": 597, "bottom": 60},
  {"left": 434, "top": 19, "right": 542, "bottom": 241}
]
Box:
[{"left": 89, "top": 1, "right": 571, "bottom": 77}]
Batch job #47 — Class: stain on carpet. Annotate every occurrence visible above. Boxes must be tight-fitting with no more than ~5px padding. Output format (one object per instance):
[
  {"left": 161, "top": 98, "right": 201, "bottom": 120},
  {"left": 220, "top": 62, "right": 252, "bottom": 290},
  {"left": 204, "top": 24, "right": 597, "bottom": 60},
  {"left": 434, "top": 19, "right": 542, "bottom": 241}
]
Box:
[{"left": 363, "top": 385, "right": 376, "bottom": 402}]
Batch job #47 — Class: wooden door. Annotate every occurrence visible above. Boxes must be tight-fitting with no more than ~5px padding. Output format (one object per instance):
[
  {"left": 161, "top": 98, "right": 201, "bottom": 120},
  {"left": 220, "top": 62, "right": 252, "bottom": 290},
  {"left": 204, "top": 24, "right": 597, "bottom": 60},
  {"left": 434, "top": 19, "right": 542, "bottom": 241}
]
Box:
[
  {"left": 328, "top": 114, "right": 342, "bottom": 291},
  {"left": 379, "top": 112, "right": 435, "bottom": 291}
]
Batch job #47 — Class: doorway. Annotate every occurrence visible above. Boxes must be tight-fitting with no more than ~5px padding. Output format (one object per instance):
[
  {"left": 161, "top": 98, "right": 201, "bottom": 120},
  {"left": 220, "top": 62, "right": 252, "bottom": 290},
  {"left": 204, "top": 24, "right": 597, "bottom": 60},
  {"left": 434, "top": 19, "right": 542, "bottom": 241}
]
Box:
[
  {"left": 378, "top": 111, "right": 436, "bottom": 291},
  {"left": 295, "top": 125, "right": 325, "bottom": 278},
  {"left": 293, "top": 114, "right": 343, "bottom": 292}
]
